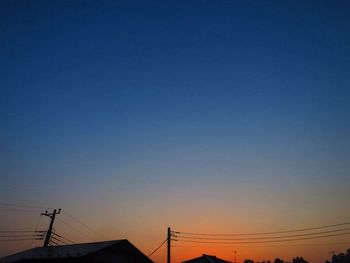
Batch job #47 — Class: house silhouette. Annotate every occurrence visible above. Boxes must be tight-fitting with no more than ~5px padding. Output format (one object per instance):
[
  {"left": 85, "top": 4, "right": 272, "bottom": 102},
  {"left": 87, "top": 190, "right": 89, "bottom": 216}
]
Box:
[
  {"left": 0, "top": 239, "right": 153, "bottom": 263},
  {"left": 182, "top": 254, "right": 233, "bottom": 263}
]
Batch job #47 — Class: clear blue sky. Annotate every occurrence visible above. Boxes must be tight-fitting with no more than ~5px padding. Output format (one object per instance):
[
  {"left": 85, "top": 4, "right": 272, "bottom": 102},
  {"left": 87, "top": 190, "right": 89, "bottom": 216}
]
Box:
[{"left": 1, "top": 1, "right": 350, "bottom": 262}]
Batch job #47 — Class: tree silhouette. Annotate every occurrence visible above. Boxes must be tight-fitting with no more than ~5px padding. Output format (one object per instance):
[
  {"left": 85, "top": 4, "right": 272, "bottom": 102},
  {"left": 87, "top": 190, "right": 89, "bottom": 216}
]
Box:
[
  {"left": 330, "top": 249, "right": 350, "bottom": 263},
  {"left": 274, "top": 258, "right": 284, "bottom": 263},
  {"left": 292, "top": 257, "right": 308, "bottom": 263}
]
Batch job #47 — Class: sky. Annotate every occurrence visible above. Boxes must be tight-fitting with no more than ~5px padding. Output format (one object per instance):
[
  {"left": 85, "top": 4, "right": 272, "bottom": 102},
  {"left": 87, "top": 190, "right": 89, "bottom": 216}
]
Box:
[{"left": 1, "top": 1, "right": 350, "bottom": 263}]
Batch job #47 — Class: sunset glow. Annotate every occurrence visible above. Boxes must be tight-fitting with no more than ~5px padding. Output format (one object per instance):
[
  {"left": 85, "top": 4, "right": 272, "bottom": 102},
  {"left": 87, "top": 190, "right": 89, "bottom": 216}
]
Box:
[{"left": 1, "top": 1, "right": 350, "bottom": 263}]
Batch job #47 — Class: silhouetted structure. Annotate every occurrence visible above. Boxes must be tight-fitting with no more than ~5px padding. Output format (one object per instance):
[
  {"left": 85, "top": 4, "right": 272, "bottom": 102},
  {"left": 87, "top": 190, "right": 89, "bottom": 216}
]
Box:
[
  {"left": 274, "top": 258, "right": 284, "bottom": 263},
  {"left": 292, "top": 257, "right": 308, "bottom": 263},
  {"left": 0, "top": 240, "right": 153, "bottom": 263},
  {"left": 182, "top": 254, "right": 232, "bottom": 263},
  {"left": 330, "top": 249, "right": 350, "bottom": 263}
]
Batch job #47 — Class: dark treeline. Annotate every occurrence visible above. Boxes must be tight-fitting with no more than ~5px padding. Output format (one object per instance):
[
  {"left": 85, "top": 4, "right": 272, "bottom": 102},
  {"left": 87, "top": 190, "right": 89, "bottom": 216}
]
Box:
[
  {"left": 243, "top": 257, "right": 308, "bottom": 263},
  {"left": 243, "top": 248, "right": 350, "bottom": 263},
  {"left": 326, "top": 249, "right": 350, "bottom": 263}
]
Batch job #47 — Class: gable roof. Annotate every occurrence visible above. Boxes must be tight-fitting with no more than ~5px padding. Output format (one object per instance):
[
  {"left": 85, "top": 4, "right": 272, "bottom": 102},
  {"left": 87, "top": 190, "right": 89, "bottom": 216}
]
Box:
[
  {"left": 0, "top": 239, "right": 152, "bottom": 263},
  {"left": 183, "top": 254, "right": 233, "bottom": 263}
]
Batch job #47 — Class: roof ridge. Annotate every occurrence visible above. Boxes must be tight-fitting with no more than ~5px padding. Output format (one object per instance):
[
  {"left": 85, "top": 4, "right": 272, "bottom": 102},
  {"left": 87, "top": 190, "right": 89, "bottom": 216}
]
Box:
[{"left": 0, "top": 239, "right": 127, "bottom": 262}]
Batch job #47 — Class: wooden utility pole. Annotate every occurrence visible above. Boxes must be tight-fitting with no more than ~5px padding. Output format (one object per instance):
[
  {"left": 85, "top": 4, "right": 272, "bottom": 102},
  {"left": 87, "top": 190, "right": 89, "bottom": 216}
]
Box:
[
  {"left": 42, "top": 209, "right": 61, "bottom": 247},
  {"left": 167, "top": 227, "right": 171, "bottom": 263}
]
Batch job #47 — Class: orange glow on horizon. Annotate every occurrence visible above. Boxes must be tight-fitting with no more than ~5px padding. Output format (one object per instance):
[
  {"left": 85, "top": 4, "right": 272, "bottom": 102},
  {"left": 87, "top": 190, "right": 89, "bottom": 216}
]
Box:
[{"left": 147, "top": 242, "right": 350, "bottom": 263}]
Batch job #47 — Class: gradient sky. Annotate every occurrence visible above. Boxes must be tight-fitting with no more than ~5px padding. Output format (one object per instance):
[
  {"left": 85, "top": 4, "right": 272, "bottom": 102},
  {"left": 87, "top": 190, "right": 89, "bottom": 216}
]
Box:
[{"left": 1, "top": 1, "right": 350, "bottom": 263}]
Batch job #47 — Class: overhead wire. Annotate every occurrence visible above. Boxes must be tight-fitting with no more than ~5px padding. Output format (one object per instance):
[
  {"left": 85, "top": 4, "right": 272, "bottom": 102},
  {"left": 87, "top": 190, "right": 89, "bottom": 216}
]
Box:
[
  {"left": 1, "top": 204, "right": 102, "bottom": 244},
  {"left": 172, "top": 240, "right": 350, "bottom": 248},
  {"left": 31, "top": 214, "right": 43, "bottom": 248},
  {"left": 173, "top": 227, "right": 350, "bottom": 241},
  {"left": 0, "top": 230, "right": 44, "bottom": 233},
  {"left": 162, "top": 241, "right": 167, "bottom": 263},
  {"left": 173, "top": 231, "right": 350, "bottom": 244},
  {"left": 173, "top": 221, "right": 350, "bottom": 236},
  {"left": 52, "top": 232, "right": 76, "bottom": 244},
  {"left": 50, "top": 235, "right": 68, "bottom": 245},
  {"left": 0, "top": 208, "right": 42, "bottom": 213},
  {"left": 56, "top": 218, "right": 94, "bottom": 241},
  {"left": 49, "top": 239, "right": 59, "bottom": 246},
  {"left": 0, "top": 202, "right": 48, "bottom": 246},
  {"left": 0, "top": 230, "right": 44, "bottom": 243},
  {"left": 0, "top": 202, "right": 52, "bottom": 210},
  {"left": 62, "top": 210, "right": 108, "bottom": 239},
  {"left": 0, "top": 238, "right": 41, "bottom": 242},
  {"left": 0, "top": 234, "right": 39, "bottom": 238},
  {"left": 227, "top": 241, "right": 350, "bottom": 248},
  {"left": 148, "top": 239, "right": 168, "bottom": 257},
  {"left": 0, "top": 204, "right": 104, "bottom": 247}
]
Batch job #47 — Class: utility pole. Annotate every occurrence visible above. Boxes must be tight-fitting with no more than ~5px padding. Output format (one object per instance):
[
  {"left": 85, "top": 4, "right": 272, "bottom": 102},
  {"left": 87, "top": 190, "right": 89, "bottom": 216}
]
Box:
[
  {"left": 167, "top": 227, "right": 171, "bottom": 263},
  {"left": 42, "top": 209, "right": 61, "bottom": 247}
]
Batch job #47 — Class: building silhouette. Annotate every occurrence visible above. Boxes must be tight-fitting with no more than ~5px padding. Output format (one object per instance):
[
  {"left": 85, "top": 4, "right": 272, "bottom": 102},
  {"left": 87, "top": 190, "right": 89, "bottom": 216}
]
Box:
[
  {"left": 183, "top": 254, "right": 233, "bottom": 263},
  {"left": 0, "top": 239, "right": 153, "bottom": 263}
]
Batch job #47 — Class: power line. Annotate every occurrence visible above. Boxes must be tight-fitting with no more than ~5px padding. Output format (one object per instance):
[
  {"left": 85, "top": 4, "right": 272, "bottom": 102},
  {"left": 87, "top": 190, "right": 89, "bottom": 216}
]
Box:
[
  {"left": 50, "top": 235, "right": 68, "bottom": 245},
  {"left": 0, "top": 202, "right": 52, "bottom": 210},
  {"left": 0, "top": 232, "right": 45, "bottom": 241},
  {"left": 174, "top": 231, "right": 350, "bottom": 244},
  {"left": 0, "top": 234, "right": 38, "bottom": 238},
  {"left": 52, "top": 232, "right": 76, "bottom": 244},
  {"left": 31, "top": 214, "right": 43, "bottom": 248},
  {"left": 33, "top": 215, "right": 43, "bottom": 233},
  {"left": 173, "top": 227, "right": 350, "bottom": 241},
  {"left": 162, "top": 241, "right": 167, "bottom": 263},
  {"left": 148, "top": 239, "right": 168, "bottom": 257},
  {"left": 173, "top": 221, "right": 350, "bottom": 236},
  {"left": 49, "top": 239, "right": 60, "bottom": 246},
  {"left": 62, "top": 210, "right": 108, "bottom": 239},
  {"left": 0, "top": 238, "right": 42, "bottom": 242},
  {"left": 50, "top": 235, "right": 62, "bottom": 242},
  {"left": 172, "top": 241, "right": 350, "bottom": 248},
  {"left": 0, "top": 230, "right": 44, "bottom": 233},
  {"left": 0, "top": 208, "right": 42, "bottom": 213},
  {"left": 56, "top": 218, "right": 94, "bottom": 241},
  {"left": 1, "top": 205, "right": 103, "bottom": 244},
  {"left": 227, "top": 241, "right": 350, "bottom": 248}
]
